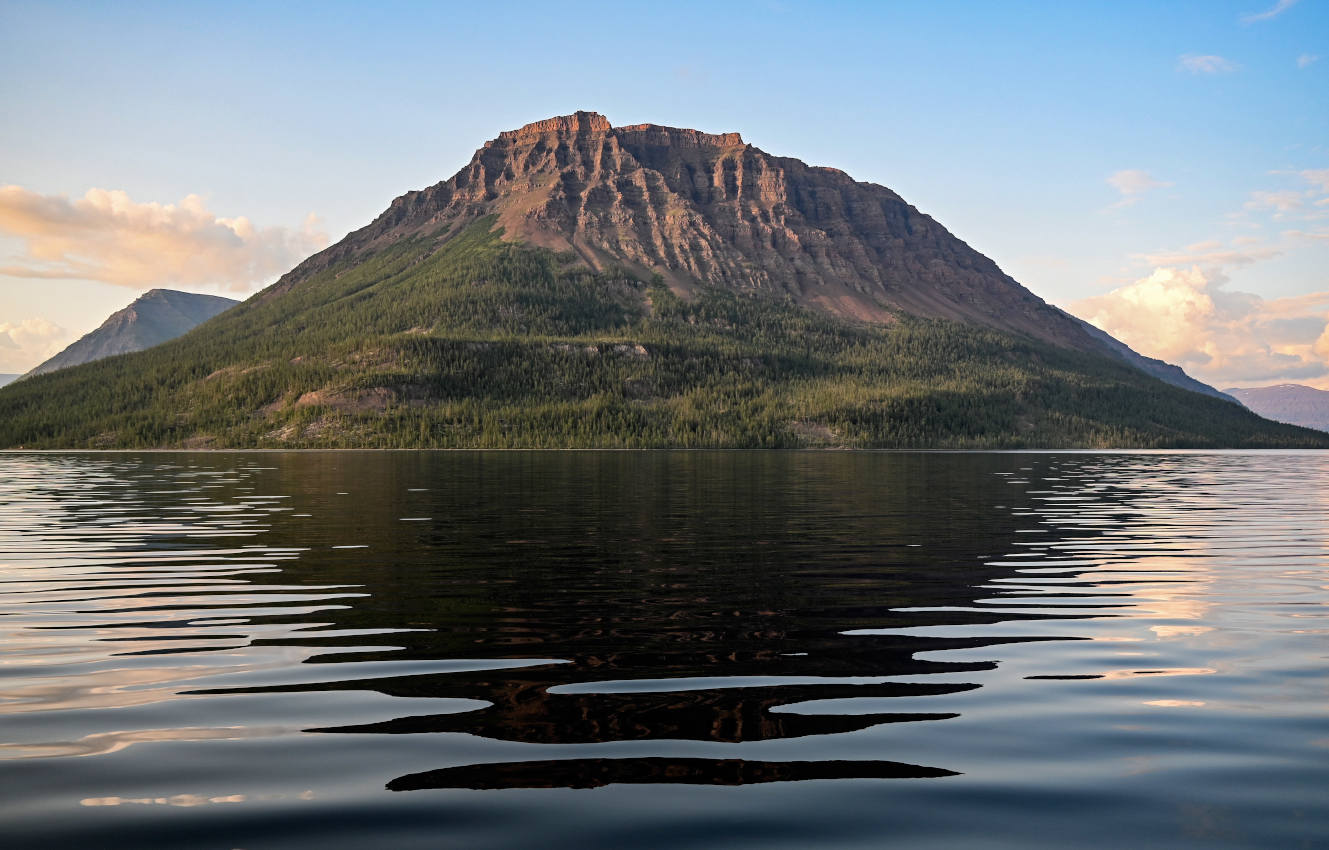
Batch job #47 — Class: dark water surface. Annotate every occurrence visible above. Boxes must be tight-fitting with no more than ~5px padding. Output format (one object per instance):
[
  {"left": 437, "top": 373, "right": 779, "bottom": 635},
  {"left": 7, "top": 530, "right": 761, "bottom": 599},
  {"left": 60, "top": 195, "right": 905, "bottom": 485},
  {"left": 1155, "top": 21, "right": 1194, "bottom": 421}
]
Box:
[{"left": 1, "top": 451, "right": 1326, "bottom": 848}]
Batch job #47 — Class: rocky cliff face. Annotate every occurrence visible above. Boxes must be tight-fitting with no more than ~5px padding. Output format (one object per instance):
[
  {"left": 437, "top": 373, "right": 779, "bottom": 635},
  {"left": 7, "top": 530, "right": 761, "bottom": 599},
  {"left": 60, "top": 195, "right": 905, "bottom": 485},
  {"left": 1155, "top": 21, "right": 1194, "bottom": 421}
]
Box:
[
  {"left": 271, "top": 112, "right": 1101, "bottom": 351},
  {"left": 25, "top": 289, "right": 238, "bottom": 378}
]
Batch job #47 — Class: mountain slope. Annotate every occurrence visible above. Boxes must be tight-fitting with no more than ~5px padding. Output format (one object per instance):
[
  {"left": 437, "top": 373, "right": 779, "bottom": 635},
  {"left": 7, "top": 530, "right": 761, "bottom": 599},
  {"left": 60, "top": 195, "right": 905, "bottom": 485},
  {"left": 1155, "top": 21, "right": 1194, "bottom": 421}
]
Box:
[
  {"left": 1225, "top": 385, "right": 1329, "bottom": 433},
  {"left": 24, "top": 289, "right": 238, "bottom": 378},
  {"left": 1059, "top": 309, "right": 1236, "bottom": 402},
  {"left": 0, "top": 114, "right": 1324, "bottom": 450}
]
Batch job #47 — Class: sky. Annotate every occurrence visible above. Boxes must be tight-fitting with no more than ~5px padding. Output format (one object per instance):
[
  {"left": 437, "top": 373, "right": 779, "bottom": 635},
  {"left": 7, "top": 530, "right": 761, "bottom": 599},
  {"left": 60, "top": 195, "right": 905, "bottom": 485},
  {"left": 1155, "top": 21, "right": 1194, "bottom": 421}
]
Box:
[{"left": 1, "top": 0, "right": 1326, "bottom": 388}]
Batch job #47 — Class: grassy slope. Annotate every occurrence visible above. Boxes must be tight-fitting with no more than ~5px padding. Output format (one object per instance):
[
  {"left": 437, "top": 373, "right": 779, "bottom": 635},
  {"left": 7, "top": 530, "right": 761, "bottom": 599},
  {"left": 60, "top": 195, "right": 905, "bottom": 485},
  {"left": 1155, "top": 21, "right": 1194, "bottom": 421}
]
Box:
[{"left": 2, "top": 219, "right": 1326, "bottom": 449}]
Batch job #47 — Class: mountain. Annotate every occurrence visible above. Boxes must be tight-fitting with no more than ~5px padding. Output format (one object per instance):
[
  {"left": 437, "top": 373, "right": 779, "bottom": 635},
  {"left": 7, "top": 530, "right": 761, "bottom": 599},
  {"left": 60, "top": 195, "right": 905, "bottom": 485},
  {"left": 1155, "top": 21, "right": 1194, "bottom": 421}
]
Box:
[
  {"left": 0, "top": 374, "right": 19, "bottom": 388},
  {"left": 286, "top": 112, "right": 1098, "bottom": 350},
  {"left": 0, "top": 112, "right": 1325, "bottom": 450},
  {"left": 1225, "top": 385, "right": 1329, "bottom": 433},
  {"left": 24, "top": 289, "right": 238, "bottom": 378},
  {"left": 278, "top": 112, "right": 1232, "bottom": 398}
]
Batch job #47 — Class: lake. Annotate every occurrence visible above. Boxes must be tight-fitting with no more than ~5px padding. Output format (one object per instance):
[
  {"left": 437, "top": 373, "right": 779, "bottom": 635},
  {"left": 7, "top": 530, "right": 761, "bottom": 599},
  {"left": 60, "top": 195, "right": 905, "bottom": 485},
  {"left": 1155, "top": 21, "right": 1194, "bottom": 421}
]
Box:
[{"left": 1, "top": 450, "right": 1326, "bottom": 848}]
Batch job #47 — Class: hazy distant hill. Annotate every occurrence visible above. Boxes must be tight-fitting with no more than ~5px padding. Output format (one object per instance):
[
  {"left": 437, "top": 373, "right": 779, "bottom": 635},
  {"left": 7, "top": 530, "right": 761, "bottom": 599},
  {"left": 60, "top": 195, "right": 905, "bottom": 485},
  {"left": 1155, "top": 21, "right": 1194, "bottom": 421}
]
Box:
[
  {"left": 24, "top": 289, "right": 238, "bottom": 378},
  {"left": 1225, "top": 385, "right": 1329, "bottom": 433},
  {"left": 0, "top": 113, "right": 1324, "bottom": 449},
  {"left": 0, "top": 374, "right": 19, "bottom": 388}
]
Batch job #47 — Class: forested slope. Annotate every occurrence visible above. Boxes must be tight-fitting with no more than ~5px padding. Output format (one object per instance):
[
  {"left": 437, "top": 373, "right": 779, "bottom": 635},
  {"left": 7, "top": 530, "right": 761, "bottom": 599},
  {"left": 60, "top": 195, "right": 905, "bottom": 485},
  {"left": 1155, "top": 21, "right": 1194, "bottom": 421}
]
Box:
[{"left": 2, "top": 220, "right": 1323, "bottom": 450}]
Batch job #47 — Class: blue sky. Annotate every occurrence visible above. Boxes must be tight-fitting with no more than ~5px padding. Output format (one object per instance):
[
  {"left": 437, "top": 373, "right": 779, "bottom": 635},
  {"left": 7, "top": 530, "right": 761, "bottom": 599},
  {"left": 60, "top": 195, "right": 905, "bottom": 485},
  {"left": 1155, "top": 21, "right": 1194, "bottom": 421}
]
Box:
[{"left": 1, "top": 0, "right": 1326, "bottom": 386}]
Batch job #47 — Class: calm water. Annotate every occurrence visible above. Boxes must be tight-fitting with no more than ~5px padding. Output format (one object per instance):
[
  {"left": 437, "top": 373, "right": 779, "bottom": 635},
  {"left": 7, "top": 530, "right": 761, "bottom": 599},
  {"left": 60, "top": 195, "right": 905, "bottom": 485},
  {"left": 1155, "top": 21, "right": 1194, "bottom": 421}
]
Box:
[{"left": 1, "top": 451, "right": 1326, "bottom": 849}]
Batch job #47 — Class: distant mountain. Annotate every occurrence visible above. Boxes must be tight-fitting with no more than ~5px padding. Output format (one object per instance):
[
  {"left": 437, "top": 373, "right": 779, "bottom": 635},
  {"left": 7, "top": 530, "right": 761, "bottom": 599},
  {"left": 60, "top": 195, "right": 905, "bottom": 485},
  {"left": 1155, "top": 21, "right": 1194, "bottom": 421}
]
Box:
[
  {"left": 0, "top": 374, "right": 19, "bottom": 388},
  {"left": 24, "top": 289, "right": 238, "bottom": 378},
  {"left": 1, "top": 113, "right": 1325, "bottom": 449},
  {"left": 1224, "top": 385, "right": 1329, "bottom": 433}
]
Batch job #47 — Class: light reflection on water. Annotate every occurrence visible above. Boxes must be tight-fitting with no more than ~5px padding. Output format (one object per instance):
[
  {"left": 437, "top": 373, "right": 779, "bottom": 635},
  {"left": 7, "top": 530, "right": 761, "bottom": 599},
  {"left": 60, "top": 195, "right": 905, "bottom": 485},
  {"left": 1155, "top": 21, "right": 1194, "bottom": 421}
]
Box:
[{"left": 0, "top": 451, "right": 1326, "bottom": 849}]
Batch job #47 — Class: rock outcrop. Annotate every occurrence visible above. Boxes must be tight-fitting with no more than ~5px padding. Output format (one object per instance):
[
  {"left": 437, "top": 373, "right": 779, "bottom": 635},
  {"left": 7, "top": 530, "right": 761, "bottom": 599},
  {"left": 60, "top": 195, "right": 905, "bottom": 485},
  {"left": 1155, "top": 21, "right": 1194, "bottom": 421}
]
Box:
[{"left": 270, "top": 112, "right": 1101, "bottom": 350}]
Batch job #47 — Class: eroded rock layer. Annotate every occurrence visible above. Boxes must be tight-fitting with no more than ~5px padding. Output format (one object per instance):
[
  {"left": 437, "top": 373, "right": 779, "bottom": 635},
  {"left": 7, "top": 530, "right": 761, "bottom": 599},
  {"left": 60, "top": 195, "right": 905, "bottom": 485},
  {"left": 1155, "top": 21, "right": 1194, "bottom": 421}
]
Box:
[{"left": 274, "top": 112, "right": 1098, "bottom": 349}]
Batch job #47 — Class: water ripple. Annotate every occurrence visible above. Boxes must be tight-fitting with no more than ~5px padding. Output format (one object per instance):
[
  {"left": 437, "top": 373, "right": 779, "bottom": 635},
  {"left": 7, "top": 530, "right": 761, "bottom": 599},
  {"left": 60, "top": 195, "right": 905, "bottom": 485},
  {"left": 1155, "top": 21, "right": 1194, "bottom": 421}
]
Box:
[{"left": 1, "top": 451, "right": 1326, "bottom": 849}]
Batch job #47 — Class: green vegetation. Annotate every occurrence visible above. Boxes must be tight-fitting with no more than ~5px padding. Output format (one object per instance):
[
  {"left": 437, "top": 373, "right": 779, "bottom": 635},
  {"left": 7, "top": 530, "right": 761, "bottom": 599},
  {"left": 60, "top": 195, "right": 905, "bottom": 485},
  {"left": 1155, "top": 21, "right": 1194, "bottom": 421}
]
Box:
[{"left": 2, "top": 218, "right": 1326, "bottom": 449}]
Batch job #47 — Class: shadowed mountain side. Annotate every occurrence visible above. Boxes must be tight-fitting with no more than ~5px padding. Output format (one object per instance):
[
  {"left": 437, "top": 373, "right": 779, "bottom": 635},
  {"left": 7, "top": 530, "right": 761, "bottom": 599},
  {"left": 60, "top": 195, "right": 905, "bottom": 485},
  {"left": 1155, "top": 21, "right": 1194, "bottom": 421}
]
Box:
[
  {"left": 23, "top": 289, "right": 238, "bottom": 378},
  {"left": 388, "top": 757, "right": 958, "bottom": 791}
]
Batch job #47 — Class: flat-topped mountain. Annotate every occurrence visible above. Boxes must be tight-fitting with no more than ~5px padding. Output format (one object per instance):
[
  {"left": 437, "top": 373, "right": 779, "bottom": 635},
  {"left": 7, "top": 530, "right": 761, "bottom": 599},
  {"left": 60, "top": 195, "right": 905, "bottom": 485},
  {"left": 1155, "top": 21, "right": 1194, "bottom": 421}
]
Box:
[
  {"left": 1225, "top": 385, "right": 1329, "bottom": 433},
  {"left": 24, "top": 289, "right": 238, "bottom": 378},
  {"left": 0, "top": 113, "right": 1323, "bottom": 449},
  {"left": 284, "top": 111, "right": 1093, "bottom": 349}
]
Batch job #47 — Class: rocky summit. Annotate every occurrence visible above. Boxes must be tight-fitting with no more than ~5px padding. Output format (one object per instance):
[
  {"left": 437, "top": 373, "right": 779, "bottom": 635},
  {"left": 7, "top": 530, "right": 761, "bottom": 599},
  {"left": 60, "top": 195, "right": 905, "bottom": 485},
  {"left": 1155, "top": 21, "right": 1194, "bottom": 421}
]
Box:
[
  {"left": 2, "top": 113, "right": 1326, "bottom": 450},
  {"left": 278, "top": 112, "right": 1095, "bottom": 349}
]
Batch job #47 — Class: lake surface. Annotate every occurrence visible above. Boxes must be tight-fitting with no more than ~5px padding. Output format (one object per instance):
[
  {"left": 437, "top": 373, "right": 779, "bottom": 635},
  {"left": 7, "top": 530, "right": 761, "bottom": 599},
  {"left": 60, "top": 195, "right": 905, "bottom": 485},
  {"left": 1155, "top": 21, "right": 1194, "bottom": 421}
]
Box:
[{"left": 1, "top": 450, "right": 1326, "bottom": 849}]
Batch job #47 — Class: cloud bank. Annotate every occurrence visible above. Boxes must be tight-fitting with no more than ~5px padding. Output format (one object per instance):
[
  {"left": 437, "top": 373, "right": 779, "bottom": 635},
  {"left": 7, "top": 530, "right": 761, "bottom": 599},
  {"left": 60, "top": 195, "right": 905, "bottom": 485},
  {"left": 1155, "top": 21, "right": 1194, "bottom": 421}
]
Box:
[
  {"left": 0, "top": 186, "right": 328, "bottom": 291},
  {"left": 1072, "top": 267, "right": 1329, "bottom": 388}
]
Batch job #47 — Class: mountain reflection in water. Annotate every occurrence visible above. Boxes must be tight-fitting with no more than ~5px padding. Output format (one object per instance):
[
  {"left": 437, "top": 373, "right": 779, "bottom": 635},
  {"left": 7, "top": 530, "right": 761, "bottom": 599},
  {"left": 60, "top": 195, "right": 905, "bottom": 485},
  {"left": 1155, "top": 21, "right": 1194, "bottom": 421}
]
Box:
[
  {"left": 180, "top": 452, "right": 1038, "bottom": 787},
  {"left": 389, "top": 757, "right": 959, "bottom": 790},
  {"left": 1, "top": 451, "right": 1326, "bottom": 850}
]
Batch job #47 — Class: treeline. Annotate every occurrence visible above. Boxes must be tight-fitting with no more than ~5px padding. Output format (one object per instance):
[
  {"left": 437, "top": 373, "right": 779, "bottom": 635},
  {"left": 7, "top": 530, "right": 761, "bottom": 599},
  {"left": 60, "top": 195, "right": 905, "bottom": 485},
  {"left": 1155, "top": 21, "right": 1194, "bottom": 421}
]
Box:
[{"left": 2, "top": 218, "right": 1326, "bottom": 450}]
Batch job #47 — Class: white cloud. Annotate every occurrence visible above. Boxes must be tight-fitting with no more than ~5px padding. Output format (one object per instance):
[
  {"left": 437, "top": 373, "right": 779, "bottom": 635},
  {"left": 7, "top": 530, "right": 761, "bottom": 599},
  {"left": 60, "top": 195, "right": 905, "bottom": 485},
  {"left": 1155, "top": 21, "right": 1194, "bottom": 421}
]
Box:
[
  {"left": 1299, "top": 169, "right": 1329, "bottom": 193},
  {"left": 1071, "top": 267, "right": 1329, "bottom": 387},
  {"left": 0, "top": 318, "right": 69, "bottom": 373},
  {"left": 1108, "top": 169, "right": 1169, "bottom": 196},
  {"left": 1298, "top": 53, "right": 1320, "bottom": 68},
  {"left": 0, "top": 186, "right": 328, "bottom": 292},
  {"left": 1106, "top": 169, "right": 1171, "bottom": 208},
  {"left": 1246, "top": 189, "right": 1306, "bottom": 215},
  {"left": 1178, "top": 54, "right": 1238, "bottom": 74},
  {"left": 1242, "top": 0, "right": 1300, "bottom": 23}
]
